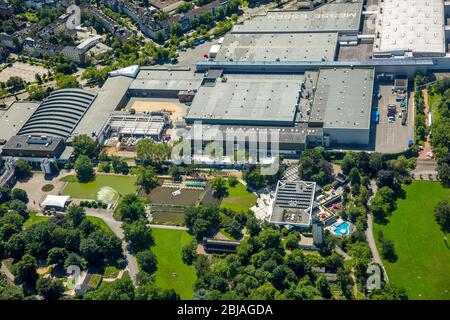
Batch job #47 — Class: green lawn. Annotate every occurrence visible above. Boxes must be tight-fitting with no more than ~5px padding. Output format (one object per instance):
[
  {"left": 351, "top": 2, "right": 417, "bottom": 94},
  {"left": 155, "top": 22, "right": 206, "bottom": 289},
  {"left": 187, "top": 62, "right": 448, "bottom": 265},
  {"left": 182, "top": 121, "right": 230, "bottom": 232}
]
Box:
[
  {"left": 428, "top": 90, "right": 442, "bottom": 122},
  {"left": 62, "top": 175, "right": 138, "bottom": 200},
  {"left": 151, "top": 228, "right": 197, "bottom": 299},
  {"left": 23, "top": 213, "right": 49, "bottom": 228},
  {"left": 374, "top": 181, "right": 450, "bottom": 300},
  {"left": 86, "top": 216, "right": 114, "bottom": 234},
  {"left": 220, "top": 182, "right": 257, "bottom": 212}
]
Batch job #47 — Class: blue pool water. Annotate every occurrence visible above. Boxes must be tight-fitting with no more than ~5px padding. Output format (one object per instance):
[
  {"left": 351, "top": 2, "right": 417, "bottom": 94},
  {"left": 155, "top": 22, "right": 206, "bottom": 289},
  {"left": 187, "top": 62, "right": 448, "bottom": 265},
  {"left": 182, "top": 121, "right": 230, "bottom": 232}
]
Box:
[{"left": 334, "top": 222, "right": 350, "bottom": 236}]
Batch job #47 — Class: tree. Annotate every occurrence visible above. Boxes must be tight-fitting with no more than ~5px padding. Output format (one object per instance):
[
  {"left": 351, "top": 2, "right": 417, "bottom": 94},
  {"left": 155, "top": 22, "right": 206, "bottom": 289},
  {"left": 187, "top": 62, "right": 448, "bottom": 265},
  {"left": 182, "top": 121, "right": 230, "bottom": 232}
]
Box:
[
  {"left": 27, "top": 84, "right": 48, "bottom": 100},
  {"left": 11, "top": 253, "right": 38, "bottom": 288},
  {"left": 136, "top": 139, "right": 171, "bottom": 167},
  {"left": 7, "top": 200, "right": 28, "bottom": 218},
  {"left": 85, "top": 274, "right": 135, "bottom": 300},
  {"left": 169, "top": 165, "right": 181, "bottom": 181},
  {"left": 66, "top": 205, "right": 86, "bottom": 227},
  {"left": 298, "top": 148, "right": 333, "bottom": 186},
  {"left": 123, "top": 220, "right": 154, "bottom": 253},
  {"left": 211, "top": 176, "right": 228, "bottom": 198},
  {"left": 136, "top": 166, "right": 158, "bottom": 192},
  {"left": 369, "top": 284, "right": 408, "bottom": 300},
  {"left": 14, "top": 160, "right": 32, "bottom": 180},
  {"left": 36, "top": 278, "right": 63, "bottom": 300},
  {"left": 315, "top": 275, "right": 332, "bottom": 299},
  {"left": 285, "top": 232, "right": 300, "bottom": 250},
  {"left": 11, "top": 188, "right": 28, "bottom": 203},
  {"left": 80, "top": 230, "right": 123, "bottom": 266},
  {"left": 98, "top": 161, "right": 111, "bottom": 173},
  {"left": 47, "top": 247, "right": 68, "bottom": 268},
  {"left": 72, "top": 135, "right": 97, "bottom": 158},
  {"left": 136, "top": 250, "right": 157, "bottom": 274},
  {"left": 348, "top": 167, "right": 361, "bottom": 185},
  {"left": 64, "top": 253, "right": 87, "bottom": 271},
  {"left": 74, "top": 155, "right": 95, "bottom": 183},
  {"left": 55, "top": 73, "right": 79, "bottom": 89},
  {"left": 434, "top": 200, "right": 450, "bottom": 233},
  {"left": 185, "top": 205, "right": 220, "bottom": 240},
  {"left": 377, "top": 170, "right": 397, "bottom": 189},
  {"left": 379, "top": 231, "right": 397, "bottom": 262},
  {"left": 182, "top": 240, "right": 197, "bottom": 265},
  {"left": 116, "top": 194, "right": 146, "bottom": 223},
  {"left": 228, "top": 175, "right": 238, "bottom": 187}
]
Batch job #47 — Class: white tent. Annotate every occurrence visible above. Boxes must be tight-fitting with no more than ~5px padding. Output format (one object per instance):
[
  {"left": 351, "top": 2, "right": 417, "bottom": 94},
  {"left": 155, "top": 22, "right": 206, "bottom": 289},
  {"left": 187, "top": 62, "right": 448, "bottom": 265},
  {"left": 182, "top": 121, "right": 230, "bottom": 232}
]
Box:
[{"left": 41, "top": 195, "right": 71, "bottom": 210}]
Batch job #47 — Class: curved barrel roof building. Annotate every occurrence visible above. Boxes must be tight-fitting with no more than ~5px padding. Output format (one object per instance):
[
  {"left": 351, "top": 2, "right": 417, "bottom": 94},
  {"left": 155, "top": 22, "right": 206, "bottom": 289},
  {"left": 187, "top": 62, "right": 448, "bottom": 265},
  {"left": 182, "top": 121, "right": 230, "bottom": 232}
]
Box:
[{"left": 18, "top": 89, "right": 97, "bottom": 139}]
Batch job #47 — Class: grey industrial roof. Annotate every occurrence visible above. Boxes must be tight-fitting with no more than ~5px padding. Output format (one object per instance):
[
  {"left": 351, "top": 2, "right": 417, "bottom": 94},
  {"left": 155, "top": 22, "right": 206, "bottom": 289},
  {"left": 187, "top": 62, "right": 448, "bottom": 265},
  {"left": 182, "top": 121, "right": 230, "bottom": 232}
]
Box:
[
  {"left": 2, "top": 135, "right": 64, "bottom": 153},
  {"left": 216, "top": 32, "right": 338, "bottom": 62},
  {"left": 18, "top": 89, "right": 97, "bottom": 139},
  {"left": 374, "top": 0, "right": 445, "bottom": 56},
  {"left": 270, "top": 180, "right": 316, "bottom": 226},
  {"left": 311, "top": 68, "right": 374, "bottom": 130},
  {"left": 71, "top": 76, "right": 133, "bottom": 139},
  {"left": 0, "top": 102, "right": 39, "bottom": 141},
  {"left": 186, "top": 73, "right": 304, "bottom": 126},
  {"left": 190, "top": 123, "right": 322, "bottom": 145},
  {"left": 232, "top": 1, "right": 363, "bottom": 34},
  {"left": 129, "top": 68, "right": 203, "bottom": 92}
]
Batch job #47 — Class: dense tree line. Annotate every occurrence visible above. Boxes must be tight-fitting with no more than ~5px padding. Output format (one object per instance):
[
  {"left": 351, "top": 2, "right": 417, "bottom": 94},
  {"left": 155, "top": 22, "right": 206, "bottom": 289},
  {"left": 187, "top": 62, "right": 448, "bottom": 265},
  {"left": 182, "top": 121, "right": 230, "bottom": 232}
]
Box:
[{"left": 0, "top": 200, "right": 124, "bottom": 298}]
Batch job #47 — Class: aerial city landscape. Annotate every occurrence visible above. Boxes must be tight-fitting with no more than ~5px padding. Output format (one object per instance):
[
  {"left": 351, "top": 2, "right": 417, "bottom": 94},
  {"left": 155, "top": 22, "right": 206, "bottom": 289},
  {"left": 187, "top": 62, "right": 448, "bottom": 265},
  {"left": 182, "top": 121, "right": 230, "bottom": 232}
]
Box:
[{"left": 0, "top": 0, "right": 449, "bottom": 304}]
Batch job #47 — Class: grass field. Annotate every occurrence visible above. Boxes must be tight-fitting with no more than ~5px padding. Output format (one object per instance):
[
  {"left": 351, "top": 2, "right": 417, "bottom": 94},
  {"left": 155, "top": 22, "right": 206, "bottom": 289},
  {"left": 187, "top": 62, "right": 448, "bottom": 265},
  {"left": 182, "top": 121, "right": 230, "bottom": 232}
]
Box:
[
  {"left": 220, "top": 182, "right": 257, "bottom": 212},
  {"left": 374, "top": 181, "right": 450, "bottom": 300},
  {"left": 62, "top": 175, "right": 138, "bottom": 200},
  {"left": 151, "top": 228, "right": 197, "bottom": 299},
  {"left": 24, "top": 213, "right": 49, "bottom": 228}
]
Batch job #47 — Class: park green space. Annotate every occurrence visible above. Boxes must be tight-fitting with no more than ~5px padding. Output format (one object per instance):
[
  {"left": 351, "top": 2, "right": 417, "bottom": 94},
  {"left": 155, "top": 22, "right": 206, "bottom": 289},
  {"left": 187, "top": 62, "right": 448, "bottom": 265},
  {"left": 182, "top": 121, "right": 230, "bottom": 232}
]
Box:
[
  {"left": 151, "top": 228, "right": 196, "bottom": 299},
  {"left": 86, "top": 216, "right": 114, "bottom": 234},
  {"left": 374, "top": 181, "right": 450, "bottom": 300},
  {"left": 24, "top": 213, "right": 113, "bottom": 235},
  {"left": 428, "top": 89, "right": 443, "bottom": 122},
  {"left": 23, "top": 213, "right": 49, "bottom": 228},
  {"left": 61, "top": 175, "right": 138, "bottom": 199},
  {"left": 220, "top": 182, "right": 257, "bottom": 212}
]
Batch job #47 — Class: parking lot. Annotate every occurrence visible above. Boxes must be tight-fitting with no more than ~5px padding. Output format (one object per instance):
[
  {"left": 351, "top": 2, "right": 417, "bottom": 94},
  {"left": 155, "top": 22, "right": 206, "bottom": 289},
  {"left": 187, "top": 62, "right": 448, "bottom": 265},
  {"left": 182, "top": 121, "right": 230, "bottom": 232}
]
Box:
[{"left": 373, "top": 81, "right": 414, "bottom": 153}]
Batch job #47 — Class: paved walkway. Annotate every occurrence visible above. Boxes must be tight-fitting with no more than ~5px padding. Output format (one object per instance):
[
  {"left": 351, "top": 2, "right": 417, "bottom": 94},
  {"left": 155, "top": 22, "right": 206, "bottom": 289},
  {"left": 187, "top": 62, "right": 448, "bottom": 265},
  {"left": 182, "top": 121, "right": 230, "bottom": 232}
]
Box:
[
  {"left": 148, "top": 224, "right": 188, "bottom": 231},
  {"left": 366, "top": 181, "right": 389, "bottom": 283},
  {"left": 0, "top": 262, "right": 15, "bottom": 284},
  {"left": 84, "top": 209, "right": 139, "bottom": 284}
]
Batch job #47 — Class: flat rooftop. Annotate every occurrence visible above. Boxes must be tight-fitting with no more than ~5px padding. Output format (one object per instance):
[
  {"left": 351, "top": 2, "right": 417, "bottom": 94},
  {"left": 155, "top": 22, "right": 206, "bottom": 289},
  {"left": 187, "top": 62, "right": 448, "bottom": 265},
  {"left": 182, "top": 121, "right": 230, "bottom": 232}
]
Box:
[
  {"left": 186, "top": 73, "right": 304, "bottom": 126},
  {"left": 374, "top": 0, "right": 445, "bottom": 57},
  {"left": 311, "top": 68, "right": 374, "bottom": 130},
  {"left": 0, "top": 102, "right": 39, "bottom": 142},
  {"left": 232, "top": 1, "right": 363, "bottom": 34},
  {"left": 190, "top": 123, "right": 322, "bottom": 146},
  {"left": 269, "top": 180, "right": 316, "bottom": 227},
  {"left": 216, "top": 32, "right": 338, "bottom": 62},
  {"left": 2, "top": 135, "right": 64, "bottom": 154},
  {"left": 130, "top": 67, "right": 203, "bottom": 92},
  {"left": 71, "top": 76, "right": 133, "bottom": 140}
]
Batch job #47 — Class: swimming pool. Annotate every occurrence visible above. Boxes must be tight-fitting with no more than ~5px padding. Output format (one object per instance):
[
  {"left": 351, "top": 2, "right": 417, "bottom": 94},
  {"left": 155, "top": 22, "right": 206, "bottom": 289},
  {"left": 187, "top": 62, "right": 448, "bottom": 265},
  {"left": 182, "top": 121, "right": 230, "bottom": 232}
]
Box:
[{"left": 333, "top": 222, "right": 350, "bottom": 236}]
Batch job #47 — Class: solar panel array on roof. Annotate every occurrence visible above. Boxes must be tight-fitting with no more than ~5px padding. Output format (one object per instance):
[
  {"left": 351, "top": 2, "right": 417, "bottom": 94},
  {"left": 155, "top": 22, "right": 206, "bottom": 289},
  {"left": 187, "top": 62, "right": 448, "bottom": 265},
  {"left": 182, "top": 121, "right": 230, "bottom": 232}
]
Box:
[{"left": 18, "top": 89, "right": 97, "bottom": 139}]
